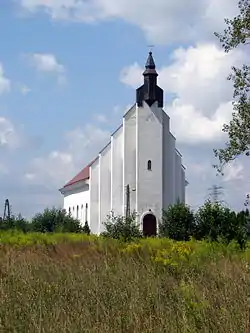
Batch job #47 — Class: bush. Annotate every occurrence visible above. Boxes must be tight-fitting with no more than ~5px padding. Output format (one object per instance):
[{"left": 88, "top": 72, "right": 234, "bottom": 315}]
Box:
[
  {"left": 0, "top": 214, "right": 31, "bottom": 233},
  {"left": 82, "top": 221, "right": 91, "bottom": 235},
  {"left": 101, "top": 212, "right": 142, "bottom": 242},
  {"left": 31, "top": 207, "right": 83, "bottom": 233},
  {"left": 195, "top": 201, "right": 248, "bottom": 249},
  {"left": 159, "top": 201, "right": 195, "bottom": 241}
]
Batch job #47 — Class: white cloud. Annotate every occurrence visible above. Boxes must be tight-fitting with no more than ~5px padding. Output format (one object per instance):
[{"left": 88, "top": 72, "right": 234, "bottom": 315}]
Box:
[
  {"left": 19, "top": 0, "right": 239, "bottom": 44},
  {"left": 0, "top": 63, "right": 11, "bottom": 94},
  {"left": 0, "top": 117, "right": 22, "bottom": 149},
  {"left": 222, "top": 160, "right": 245, "bottom": 182},
  {"left": 120, "top": 43, "right": 248, "bottom": 144},
  {"left": 27, "top": 53, "right": 66, "bottom": 83},
  {"left": 25, "top": 124, "right": 110, "bottom": 188},
  {"left": 29, "top": 53, "right": 65, "bottom": 73}
]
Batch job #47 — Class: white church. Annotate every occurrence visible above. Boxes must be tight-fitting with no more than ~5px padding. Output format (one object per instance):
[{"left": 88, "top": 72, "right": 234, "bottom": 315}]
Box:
[{"left": 59, "top": 52, "right": 187, "bottom": 236}]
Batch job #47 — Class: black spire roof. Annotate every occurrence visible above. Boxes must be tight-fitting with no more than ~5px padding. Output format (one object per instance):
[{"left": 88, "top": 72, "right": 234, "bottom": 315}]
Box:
[
  {"left": 143, "top": 51, "right": 158, "bottom": 76},
  {"left": 145, "top": 51, "right": 156, "bottom": 68},
  {"left": 136, "top": 52, "right": 163, "bottom": 107}
]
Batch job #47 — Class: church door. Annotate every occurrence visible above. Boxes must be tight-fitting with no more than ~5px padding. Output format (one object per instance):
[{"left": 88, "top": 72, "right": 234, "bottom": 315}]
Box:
[{"left": 142, "top": 213, "right": 157, "bottom": 237}]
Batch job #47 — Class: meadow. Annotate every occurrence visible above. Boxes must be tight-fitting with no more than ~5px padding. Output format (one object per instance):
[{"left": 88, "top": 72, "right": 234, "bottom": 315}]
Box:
[{"left": 0, "top": 231, "right": 249, "bottom": 332}]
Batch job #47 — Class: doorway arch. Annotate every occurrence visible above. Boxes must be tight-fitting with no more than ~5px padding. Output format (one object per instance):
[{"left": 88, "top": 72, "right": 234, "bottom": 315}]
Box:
[{"left": 142, "top": 213, "right": 157, "bottom": 237}]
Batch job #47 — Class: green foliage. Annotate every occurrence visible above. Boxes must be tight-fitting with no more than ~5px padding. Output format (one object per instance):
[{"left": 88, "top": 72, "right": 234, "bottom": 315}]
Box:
[
  {"left": 214, "top": 0, "right": 250, "bottom": 170},
  {"left": 82, "top": 221, "right": 91, "bottom": 235},
  {"left": 215, "top": 0, "right": 250, "bottom": 52},
  {"left": 0, "top": 214, "right": 31, "bottom": 233},
  {"left": 195, "top": 201, "right": 248, "bottom": 249},
  {"left": 159, "top": 201, "right": 195, "bottom": 241},
  {"left": 31, "top": 207, "right": 83, "bottom": 233},
  {"left": 0, "top": 235, "right": 249, "bottom": 332},
  {"left": 101, "top": 212, "right": 142, "bottom": 242}
]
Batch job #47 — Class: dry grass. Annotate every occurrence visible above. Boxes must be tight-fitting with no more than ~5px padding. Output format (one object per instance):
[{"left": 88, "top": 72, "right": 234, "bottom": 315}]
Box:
[{"left": 0, "top": 232, "right": 249, "bottom": 332}]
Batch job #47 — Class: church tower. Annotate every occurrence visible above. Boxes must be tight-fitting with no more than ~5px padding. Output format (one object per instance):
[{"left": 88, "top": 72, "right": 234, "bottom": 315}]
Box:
[
  {"left": 133, "top": 52, "right": 166, "bottom": 234},
  {"left": 136, "top": 51, "right": 164, "bottom": 108}
]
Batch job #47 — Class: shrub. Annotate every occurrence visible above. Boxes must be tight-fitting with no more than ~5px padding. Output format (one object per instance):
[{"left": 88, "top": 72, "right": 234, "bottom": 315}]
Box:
[
  {"left": 31, "top": 207, "right": 82, "bottom": 233},
  {"left": 101, "top": 212, "right": 142, "bottom": 242},
  {"left": 195, "top": 201, "right": 248, "bottom": 249},
  {"left": 0, "top": 214, "right": 31, "bottom": 233},
  {"left": 82, "top": 221, "right": 91, "bottom": 235},
  {"left": 159, "top": 201, "right": 195, "bottom": 241}
]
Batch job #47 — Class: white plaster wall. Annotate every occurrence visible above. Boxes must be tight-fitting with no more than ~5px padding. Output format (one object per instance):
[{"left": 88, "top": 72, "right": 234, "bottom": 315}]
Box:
[
  {"left": 169, "top": 134, "right": 176, "bottom": 205},
  {"left": 162, "top": 110, "right": 173, "bottom": 210},
  {"left": 63, "top": 185, "right": 90, "bottom": 225},
  {"left": 124, "top": 105, "right": 137, "bottom": 215},
  {"left": 89, "top": 159, "right": 99, "bottom": 234},
  {"left": 175, "top": 151, "right": 182, "bottom": 202},
  {"left": 111, "top": 126, "right": 123, "bottom": 216},
  {"left": 136, "top": 101, "right": 163, "bottom": 222},
  {"left": 181, "top": 166, "right": 186, "bottom": 203},
  {"left": 99, "top": 142, "right": 111, "bottom": 233}
]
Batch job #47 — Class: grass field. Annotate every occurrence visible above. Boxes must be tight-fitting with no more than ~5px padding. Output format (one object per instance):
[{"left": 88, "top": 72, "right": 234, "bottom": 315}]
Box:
[{"left": 0, "top": 231, "right": 249, "bottom": 332}]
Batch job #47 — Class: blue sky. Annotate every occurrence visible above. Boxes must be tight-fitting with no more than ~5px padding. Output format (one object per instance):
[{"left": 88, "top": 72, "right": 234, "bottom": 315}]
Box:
[{"left": 0, "top": 0, "right": 249, "bottom": 218}]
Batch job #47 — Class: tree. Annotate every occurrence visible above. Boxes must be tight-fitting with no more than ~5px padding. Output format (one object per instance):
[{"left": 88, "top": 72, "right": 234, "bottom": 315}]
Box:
[
  {"left": 101, "top": 212, "right": 142, "bottom": 242},
  {"left": 159, "top": 201, "right": 195, "bottom": 241},
  {"left": 195, "top": 200, "right": 248, "bottom": 248},
  {"left": 31, "top": 207, "right": 83, "bottom": 233},
  {"left": 0, "top": 213, "right": 30, "bottom": 232},
  {"left": 214, "top": 0, "right": 250, "bottom": 172}
]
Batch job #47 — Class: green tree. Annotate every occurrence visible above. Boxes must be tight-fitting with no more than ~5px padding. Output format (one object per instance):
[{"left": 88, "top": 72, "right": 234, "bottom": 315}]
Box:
[
  {"left": 214, "top": 0, "right": 250, "bottom": 172},
  {"left": 82, "top": 221, "right": 91, "bottom": 235},
  {"left": 0, "top": 213, "right": 30, "bottom": 232},
  {"left": 101, "top": 212, "right": 142, "bottom": 242},
  {"left": 31, "top": 207, "right": 82, "bottom": 233},
  {"left": 195, "top": 201, "right": 247, "bottom": 248},
  {"left": 159, "top": 201, "right": 195, "bottom": 241}
]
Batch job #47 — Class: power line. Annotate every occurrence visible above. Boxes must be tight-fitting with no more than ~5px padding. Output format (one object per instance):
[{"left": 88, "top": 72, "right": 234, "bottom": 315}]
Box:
[{"left": 207, "top": 184, "right": 225, "bottom": 205}]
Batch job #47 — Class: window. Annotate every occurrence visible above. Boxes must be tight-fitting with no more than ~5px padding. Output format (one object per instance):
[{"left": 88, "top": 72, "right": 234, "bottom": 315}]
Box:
[
  {"left": 81, "top": 204, "right": 84, "bottom": 221},
  {"left": 76, "top": 205, "right": 79, "bottom": 219},
  {"left": 147, "top": 160, "right": 152, "bottom": 171},
  {"left": 85, "top": 203, "right": 88, "bottom": 222}
]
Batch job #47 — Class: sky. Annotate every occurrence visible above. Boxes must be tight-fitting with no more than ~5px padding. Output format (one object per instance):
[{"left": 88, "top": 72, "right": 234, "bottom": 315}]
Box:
[{"left": 0, "top": 0, "right": 249, "bottom": 218}]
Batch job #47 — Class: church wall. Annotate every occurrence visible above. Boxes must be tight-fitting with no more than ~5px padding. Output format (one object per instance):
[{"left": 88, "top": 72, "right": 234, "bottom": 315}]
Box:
[
  {"left": 111, "top": 126, "right": 123, "bottom": 216},
  {"left": 136, "top": 102, "right": 163, "bottom": 222},
  {"left": 63, "top": 185, "right": 90, "bottom": 225},
  {"left": 89, "top": 159, "right": 99, "bottom": 234},
  {"left": 169, "top": 134, "right": 176, "bottom": 205},
  {"left": 162, "top": 110, "right": 173, "bottom": 210},
  {"left": 181, "top": 166, "right": 186, "bottom": 203},
  {"left": 99, "top": 142, "right": 111, "bottom": 233},
  {"left": 175, "top": 151, "right": 182, "bottom": 202},
  {"left": 124, "top": 105, "right": 137, "bottom": 215}
]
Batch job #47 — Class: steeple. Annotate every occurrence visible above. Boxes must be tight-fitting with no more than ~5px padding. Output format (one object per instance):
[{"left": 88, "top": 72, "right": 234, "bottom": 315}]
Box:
[
  {"left": 143, "top": 51, "right": 157, "bottom": 74},
  {"left": 136, "top": 52, "right": 163, "bottom": 108}
]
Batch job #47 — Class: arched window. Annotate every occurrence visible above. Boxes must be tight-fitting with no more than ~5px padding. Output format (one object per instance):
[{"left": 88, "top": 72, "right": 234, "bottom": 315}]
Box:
[
  {"left": 76, "top": 205, "right": 79, "bottom": 219},
  {"left": 147, "top": 160, "right": 152, "bottom": 171},
  {"left": 81, "top": 204, "right": 84, "bottom": 221},
  {"left": 85, "top": 203, "right": 88, "bottom": 222}
]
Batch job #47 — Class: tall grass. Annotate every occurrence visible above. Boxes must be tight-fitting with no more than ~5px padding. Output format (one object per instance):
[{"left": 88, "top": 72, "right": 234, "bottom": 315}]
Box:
[{"left": 0, "top": 231, "right": 249, "bottom": 332}]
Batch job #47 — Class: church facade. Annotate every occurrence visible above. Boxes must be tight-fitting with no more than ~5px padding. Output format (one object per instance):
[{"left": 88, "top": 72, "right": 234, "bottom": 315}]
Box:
[{"left": 59, "top": 52, "right": 187, "bottom": 235}]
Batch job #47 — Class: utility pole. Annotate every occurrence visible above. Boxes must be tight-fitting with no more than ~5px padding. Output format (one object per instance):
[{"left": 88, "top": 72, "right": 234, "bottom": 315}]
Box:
[
  {"left": 3, "top": 199, "right": 10, "bottom": 220},
  {"left": 125, "top": 184, "right": 130, "bottom": 219}
]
